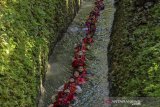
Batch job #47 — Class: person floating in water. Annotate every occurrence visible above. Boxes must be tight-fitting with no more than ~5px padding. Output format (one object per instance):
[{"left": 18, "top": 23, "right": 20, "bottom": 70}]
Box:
[
  {"left": 57, "top": 77, "right": 82, "bottom": 94},
  {"left": 72, "top": 51, "right": 86, "bottom": 69},
  {"left": 74, "top": 43, "right": 87, "bottom": 54},
  {"left": 82, "top": 34, "right": 94, "bottom": 50},
  {"left": 49, "top": 77, "right": 82, "bottom": 107},
  {"left": 95, "top": 0, "right": 105, "bottom": 10},
  {"left": 77, "top": 66, "right": 94, "bottom": 78}
]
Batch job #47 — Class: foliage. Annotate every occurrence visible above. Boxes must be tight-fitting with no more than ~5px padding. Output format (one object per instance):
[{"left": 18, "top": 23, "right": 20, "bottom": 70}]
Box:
[
  {"left": 109, "top": 0, "right": 160, "bottom": 97},
  {"left": 0, "top": 0, "right": 80, "bottom": 106}
]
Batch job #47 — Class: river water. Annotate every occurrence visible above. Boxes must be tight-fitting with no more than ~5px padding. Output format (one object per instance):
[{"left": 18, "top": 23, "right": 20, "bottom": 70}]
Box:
[{"left": 40, "top": 0, "right": 116, "bottom": 107}]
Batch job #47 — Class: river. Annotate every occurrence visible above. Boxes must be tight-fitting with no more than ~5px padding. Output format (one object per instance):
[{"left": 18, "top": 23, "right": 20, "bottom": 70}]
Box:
[{"left": 39, "top": 0, "right": 116, "bottom": 107}]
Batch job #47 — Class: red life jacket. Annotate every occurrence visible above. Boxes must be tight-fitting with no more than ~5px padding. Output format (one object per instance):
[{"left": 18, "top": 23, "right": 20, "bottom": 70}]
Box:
[
  {"left": 82, "top": 43, "right": 87, "bottom": 52},
  {"left": 80, "top": 68, "right": 87, "bottom": 77},
  {"left": 95, "top": 11, "right": 100, "bottom": 17},
  {"left": 60, "top": 93, "right": 74, "bottom": 105},
  {"left": 99, "top": 2, "right": 104, "bottom": 10},
  {"left": 90, "top": 24, "right": 96, "bottom": 32},
  {"left": 65, "top": 93, "right": 74, "bottom": 103},
  {"left": 53, "top": 92, "right": 74, "bottom": 107},
  {"left": 86, "top": 29, "right": 93, "bottom": 35},
  {"left": 83, "top": 37, "right": 94, "bottom": 44},
  {"left": 63, "top": 82, "right": 77, "bottom": 94},
  {"left": 85, "top": 21, "right": 91, "bottom": 29},
  {"left": 90, "top": 10, "right": 100, "bottom": 18},
  {"left": 72, "top": 59, "right": 86, "bottom": 68},
  {"left": 53, "top": 91, "right": 65, "bottom": 107},
  {"left": 74, "top": 44, "right": 86, "bottom": 54},
  {"left": 74, "top": 48, "right": 79, "bottom": 54},
  {"left": 53, "top": 101, "right": 60, "bottom": 107},
  {"left": 53, "top": 97, "right": 65, "bottom": 107},
  {"left": 75, "top": 76, "right": 86, "bottom": 85},
  {"left": 74, "top": 53, "right": 86, "bottom": 61},
  {"left": 86, "top": 22, "right": 96, "bottom": 34}
]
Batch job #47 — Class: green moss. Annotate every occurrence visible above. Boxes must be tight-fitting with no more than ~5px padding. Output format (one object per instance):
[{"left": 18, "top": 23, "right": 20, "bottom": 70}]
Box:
[{"left": 0, "top": 0, "right": 81, "bottom": 106}]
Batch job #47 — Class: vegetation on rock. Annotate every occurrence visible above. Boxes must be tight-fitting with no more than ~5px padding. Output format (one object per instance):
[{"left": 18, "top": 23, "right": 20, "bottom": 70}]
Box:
[
  {"left": 0, "top": 0, "right": 81, "bottom": 106},
  {"left": 109, "top": 0, "right": 160, "bottom": 97}
]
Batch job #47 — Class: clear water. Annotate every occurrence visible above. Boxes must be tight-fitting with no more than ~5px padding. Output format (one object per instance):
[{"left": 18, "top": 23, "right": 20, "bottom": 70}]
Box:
[{"left": 39, "top": 0, "right": 116, "bottom": 107}]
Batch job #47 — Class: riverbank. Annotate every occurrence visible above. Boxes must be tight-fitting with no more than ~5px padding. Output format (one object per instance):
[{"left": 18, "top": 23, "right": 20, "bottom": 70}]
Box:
[
  {"left": 109, "top": 0, "right": 160, "bottom": 98},
  {"left": 0, "top": 0, "right": 81, "bottom": 106}
]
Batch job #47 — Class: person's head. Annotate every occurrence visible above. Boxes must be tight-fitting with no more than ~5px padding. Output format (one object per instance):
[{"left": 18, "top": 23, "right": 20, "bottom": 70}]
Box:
[
  {"left": 86, "top": 34, "right": 91, "bottom": 38},
  {"left": 78, "top": 66, "right": 84, "bottom": 72},
  {"left": 69, "top": 77, "right": 75, "bottom": 83},
  {"left": 74, "top": 43, "right": 78, "bottom": 48},
  {"left": 74, "top": 44, "right": 81, "bottom": 51},
  {"left": 64, "top": 89, "right": 70, "bottom": 93},
  {"left": 73, "top": 71, "right": 80, "bottom": 77},
  {"left": 93, "top": 15, "right": 97, "bottom": 19},
  {"left": 77, "top": 51, "right": 84, "bottom": 59},
  {"left": 91, "top": 24, "right": 95, "bottom": 29},
  {"left": 94, "top": 7, "right": 98, "bottom": 11},
  {"left": 78, "top": 51, "right": 83, "bottom": 56},
  {"left": 88, "top": 18, "right": 91, "bottom": 23},
  {"left": 91, "top": 18, "right": 95, "bottom": 23},
  {"left": 90, "top": 11, "right": 94, "bottom": 16}
]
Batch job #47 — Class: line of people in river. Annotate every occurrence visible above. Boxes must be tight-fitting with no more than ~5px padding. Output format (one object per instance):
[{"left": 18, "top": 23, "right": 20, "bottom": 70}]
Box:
[{"left": 48, "top": 0, "right": 104, "bottom": 107}]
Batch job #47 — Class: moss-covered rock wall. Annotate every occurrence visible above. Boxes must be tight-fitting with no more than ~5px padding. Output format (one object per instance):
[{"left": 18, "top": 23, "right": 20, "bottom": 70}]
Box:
[
  {"left": 109, "top": 0, "right": 160, "bottom": 97},
  {"left": 0, "top": 0, "right": 81, "bottom": 106}
]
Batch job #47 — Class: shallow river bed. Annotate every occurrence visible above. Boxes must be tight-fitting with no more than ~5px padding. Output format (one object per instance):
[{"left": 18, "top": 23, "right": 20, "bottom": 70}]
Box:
[{"left": 40, "top": 0, "right": 116, "bottom": 107}]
